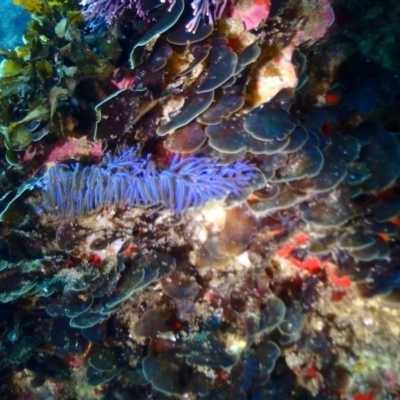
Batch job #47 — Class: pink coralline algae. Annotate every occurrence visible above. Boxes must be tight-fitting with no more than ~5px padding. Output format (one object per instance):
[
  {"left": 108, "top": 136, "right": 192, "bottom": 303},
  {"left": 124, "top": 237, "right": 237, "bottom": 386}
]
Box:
[
  {"left": 295, "top": 0, "right": 335, "bottom": 44},
  {"left": 313, "top": 0, "right": 335, "bottom": 38},
  {"left": 230, "top": 0, "right": 271, "bottom": 30},
  {"left": 45, "top": 138, "right": 102, "bottom": 164},
  {"left": 22, "top": 138, "right": 102, "bottom": 165}
]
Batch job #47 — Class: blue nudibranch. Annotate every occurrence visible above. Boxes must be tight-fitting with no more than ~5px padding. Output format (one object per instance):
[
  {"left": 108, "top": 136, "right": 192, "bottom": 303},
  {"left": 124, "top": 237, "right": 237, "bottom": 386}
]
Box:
[{"left": 42, "top": 149, "right": 263, "bottom": 218}]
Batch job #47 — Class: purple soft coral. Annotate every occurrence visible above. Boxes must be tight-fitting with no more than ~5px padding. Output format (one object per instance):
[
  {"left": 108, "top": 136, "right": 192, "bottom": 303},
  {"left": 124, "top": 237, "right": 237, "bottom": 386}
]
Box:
[
  {"left": 42, "top": 148, "right": 263, "bottom": 219},
  {"left": 80, "top": 0, "right": 168, "bottom": 30},
  {"left": 80, "top": 0, "right": 129, "bottom": 29},
  {"left": 186, "top": 0, "right": 229, "bottom": 32},
  {"left": 80, "top": 0, "right": 228, "bottom": 32}
]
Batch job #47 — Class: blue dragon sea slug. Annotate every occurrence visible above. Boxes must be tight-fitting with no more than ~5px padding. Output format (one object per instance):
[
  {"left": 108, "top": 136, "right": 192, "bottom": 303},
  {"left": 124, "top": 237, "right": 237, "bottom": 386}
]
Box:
[{"left": 42, "top": 148, "right": 263, "bottom": 219}]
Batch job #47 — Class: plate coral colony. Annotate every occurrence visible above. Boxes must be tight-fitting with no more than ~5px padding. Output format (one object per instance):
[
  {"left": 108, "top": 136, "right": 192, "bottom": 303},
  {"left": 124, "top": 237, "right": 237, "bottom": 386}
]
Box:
[{"left": 0, "top": 0, "right": 400, "bottom": 398}]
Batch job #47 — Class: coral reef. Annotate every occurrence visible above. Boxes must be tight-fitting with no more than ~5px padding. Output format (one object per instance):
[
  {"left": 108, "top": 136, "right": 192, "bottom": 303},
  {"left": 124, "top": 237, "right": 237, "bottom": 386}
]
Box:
[{"left": 0, "top": 0, "right": 400, "bottom": 399}]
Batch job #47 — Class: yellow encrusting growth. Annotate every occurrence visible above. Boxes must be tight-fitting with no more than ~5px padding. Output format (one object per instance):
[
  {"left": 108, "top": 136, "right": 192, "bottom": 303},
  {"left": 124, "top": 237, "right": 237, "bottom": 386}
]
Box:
[{"left": 13, "top": 0, "right": 43, "bottom": 14}]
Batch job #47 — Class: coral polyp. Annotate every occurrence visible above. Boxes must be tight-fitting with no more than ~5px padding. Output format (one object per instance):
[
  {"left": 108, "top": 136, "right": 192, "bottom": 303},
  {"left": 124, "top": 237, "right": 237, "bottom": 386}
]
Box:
[
  {"left": 80, "top": 0, "right": 128, "bottom": 28},
  {"left": 43, "top": 149, "right": 263, "bottom": 218},
  {"left": 80, "top": 0, "right": 229, "bottom": 32},
  {"left": 185, "top": 0, "right": 229, "bottom": 32}
]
